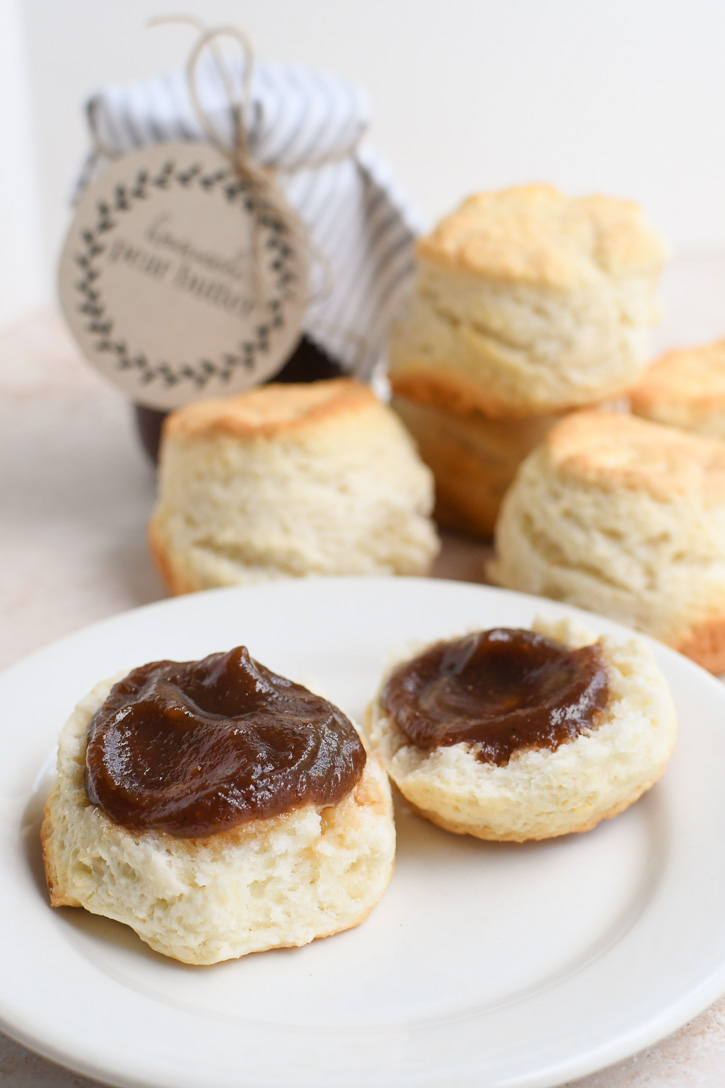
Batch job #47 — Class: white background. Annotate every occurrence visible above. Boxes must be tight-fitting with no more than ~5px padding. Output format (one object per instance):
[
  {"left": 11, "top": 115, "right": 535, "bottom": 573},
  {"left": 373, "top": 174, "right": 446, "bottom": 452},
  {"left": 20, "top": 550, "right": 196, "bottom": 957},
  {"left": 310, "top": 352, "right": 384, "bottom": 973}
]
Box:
[{"left": 3, "top": 0, "right": 725, "bottom": 328}]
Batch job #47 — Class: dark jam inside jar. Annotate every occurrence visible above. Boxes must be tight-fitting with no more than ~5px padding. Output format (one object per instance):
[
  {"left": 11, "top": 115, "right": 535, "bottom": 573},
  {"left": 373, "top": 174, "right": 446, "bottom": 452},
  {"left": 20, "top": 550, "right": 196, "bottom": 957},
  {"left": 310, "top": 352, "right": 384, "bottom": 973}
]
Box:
[
  {"left": 135, "top": 335, "right": 345, "bottom": 462},
  {"left": 85, "top": 646, "right": 366, "bottom": 838},
  {"left": 381, "top": 628, "right": 609, "bottom": 766}
]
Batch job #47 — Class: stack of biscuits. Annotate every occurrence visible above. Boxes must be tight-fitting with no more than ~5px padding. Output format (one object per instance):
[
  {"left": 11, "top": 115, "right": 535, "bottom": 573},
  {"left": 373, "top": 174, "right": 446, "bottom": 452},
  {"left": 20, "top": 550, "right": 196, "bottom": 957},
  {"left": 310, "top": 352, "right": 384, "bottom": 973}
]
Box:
[{"left": 388, "top": 184, "right": 669, "bottom": 535}]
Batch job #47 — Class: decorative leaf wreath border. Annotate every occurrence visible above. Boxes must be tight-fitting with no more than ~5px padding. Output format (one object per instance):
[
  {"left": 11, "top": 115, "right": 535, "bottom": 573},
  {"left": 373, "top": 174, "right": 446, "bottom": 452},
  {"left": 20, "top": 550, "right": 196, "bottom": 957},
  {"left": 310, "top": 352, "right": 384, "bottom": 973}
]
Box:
[{"left": 73, "top": 156, "right": 300, "bottom": 390}]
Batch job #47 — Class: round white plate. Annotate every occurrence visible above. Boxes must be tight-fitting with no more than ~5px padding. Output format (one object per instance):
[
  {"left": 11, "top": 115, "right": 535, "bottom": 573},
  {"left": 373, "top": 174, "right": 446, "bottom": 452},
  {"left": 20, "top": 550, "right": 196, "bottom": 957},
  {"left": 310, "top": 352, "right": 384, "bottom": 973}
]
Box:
[{"left": 2, "top": 577, "right": 725, "bottom": 1088}]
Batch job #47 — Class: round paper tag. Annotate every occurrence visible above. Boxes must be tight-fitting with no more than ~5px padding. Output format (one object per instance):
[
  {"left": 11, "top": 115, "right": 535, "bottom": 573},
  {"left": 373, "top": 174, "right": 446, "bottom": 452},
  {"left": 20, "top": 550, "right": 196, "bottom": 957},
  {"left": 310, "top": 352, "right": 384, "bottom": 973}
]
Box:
[{"left": 58, "top": 143, "right": 308, "bottom": 410}]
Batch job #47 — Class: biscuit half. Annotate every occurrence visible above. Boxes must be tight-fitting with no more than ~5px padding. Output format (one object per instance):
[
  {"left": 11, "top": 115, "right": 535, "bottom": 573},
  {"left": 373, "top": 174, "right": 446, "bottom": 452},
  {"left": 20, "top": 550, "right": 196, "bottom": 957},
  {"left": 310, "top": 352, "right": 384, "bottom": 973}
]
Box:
[
  {"left": 365, "top": 616, "right": 676, "bottom": 842},
  {"left": 42, "top": 677, "right": 396, "bottom": 964}
]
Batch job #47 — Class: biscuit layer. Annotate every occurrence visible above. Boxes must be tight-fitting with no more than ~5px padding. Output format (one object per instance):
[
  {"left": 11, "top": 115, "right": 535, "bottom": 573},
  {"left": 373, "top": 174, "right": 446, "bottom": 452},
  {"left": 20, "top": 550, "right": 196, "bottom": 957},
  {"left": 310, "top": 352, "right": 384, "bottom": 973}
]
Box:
[{"left": 391, "top": 394, "right": 562, "bottom": 535}]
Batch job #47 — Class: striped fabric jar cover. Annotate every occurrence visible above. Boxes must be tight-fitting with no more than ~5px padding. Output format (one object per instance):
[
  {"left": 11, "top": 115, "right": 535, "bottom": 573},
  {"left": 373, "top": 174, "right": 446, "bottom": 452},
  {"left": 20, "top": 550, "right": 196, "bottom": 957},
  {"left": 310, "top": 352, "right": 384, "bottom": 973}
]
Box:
[{"left": 80, "top": 56, "right": 425, "bottom": 382}]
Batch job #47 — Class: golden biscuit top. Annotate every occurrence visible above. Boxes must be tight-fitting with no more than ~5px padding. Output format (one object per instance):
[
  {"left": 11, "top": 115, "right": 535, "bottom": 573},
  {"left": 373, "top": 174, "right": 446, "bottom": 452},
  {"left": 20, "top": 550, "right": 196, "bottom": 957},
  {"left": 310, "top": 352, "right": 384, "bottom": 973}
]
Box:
[
  {"left": 630, "top": 339, "right": 725, "bottom": 419},
  {"left": 164, "top": 378, "right": 378, "bottom": 441},
  {"left": 544, "top": 409, "right": 725, "bottom": 499},
  {"left": 417, "top": 184, "right": 668, "bottom": 290}
]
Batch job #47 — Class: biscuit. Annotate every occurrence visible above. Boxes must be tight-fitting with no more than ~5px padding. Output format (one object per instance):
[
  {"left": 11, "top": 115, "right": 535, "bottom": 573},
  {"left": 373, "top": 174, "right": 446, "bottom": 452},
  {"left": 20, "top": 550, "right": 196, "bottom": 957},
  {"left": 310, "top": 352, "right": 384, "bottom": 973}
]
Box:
[
  {"left": 149, "top": 379, "right": 439, "bottom": 593},
  {"left": 630, "top": 337, "right": 725, "bottom": 439},
  {"left": 41, "top": 671, "right": 396, "bottom": 965},
  {"left": 365, "top": 616, "right": 676, "bottom": 842},
  {"left": 391, "top": 393, "right": 564, "bottom": 535},
  {"left": 489, "top": 410, "right": 725, "bottom": 672},
  {"left": 388, "top": 184, "right": 668, "bottom": 418}
]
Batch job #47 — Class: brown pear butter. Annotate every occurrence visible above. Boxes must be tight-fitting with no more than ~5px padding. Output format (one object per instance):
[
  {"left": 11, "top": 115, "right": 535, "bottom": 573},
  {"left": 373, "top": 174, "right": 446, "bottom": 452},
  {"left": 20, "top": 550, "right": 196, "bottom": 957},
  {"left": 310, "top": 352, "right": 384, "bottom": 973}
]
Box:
[
  {"left": 381, "top": 628, "right": 609, "bottom": 766},
  {"left": 85, "top": 646, "right": 366, "bottom": 838}
]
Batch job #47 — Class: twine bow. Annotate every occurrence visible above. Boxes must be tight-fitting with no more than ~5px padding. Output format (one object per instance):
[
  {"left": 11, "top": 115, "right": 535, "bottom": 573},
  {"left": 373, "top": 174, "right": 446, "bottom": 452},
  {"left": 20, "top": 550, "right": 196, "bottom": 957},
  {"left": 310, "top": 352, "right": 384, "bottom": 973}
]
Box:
[
  {"left": 169, "top": 15, "right": 328, "bottom": 307},
  {"left": 178, "top": 19, "right": 285, "bottom": 220}
]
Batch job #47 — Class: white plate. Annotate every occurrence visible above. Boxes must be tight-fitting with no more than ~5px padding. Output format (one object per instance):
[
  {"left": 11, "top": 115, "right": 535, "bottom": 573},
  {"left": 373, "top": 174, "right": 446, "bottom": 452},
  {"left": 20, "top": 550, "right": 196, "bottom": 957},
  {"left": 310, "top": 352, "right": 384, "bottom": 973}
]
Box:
[{"left": 2, "top": 577, "right": 725, "bottom": 1088}]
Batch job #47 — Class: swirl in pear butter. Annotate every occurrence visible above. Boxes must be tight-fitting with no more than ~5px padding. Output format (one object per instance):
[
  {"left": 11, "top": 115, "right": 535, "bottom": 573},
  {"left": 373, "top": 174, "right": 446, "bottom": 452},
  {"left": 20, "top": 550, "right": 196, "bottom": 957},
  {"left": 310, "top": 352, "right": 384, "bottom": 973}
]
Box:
[
  {"left": 366, "top": 617, "right": 677, "bottom": 842},
  {"left": 381, "top": 629, "right": 609, "bottom": 766},
  {"left": 42, "top": 648, "right": 395, "bottom": 965}
]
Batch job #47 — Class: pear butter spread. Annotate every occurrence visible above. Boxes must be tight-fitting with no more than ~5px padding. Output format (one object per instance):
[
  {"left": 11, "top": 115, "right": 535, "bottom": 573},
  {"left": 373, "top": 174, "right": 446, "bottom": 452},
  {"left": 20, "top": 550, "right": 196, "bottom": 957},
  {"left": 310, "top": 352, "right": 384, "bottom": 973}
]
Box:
[
  {"left": 381, "top": 628, "right": 609, "bottom": 766},
  {"left": 85, "top": 647, "right": 366, "bottom": 837}
]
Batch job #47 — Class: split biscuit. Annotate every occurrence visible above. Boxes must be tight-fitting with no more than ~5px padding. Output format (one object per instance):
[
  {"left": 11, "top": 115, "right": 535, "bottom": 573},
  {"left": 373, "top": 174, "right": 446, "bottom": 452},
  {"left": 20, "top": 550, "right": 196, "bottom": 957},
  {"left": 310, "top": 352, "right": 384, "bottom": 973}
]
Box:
[
  {"left": 42, "top": 672, "right": 396, "bottom": 965},
  {"left": 365, "top": 616, "right": 676, "bottom": 842}
]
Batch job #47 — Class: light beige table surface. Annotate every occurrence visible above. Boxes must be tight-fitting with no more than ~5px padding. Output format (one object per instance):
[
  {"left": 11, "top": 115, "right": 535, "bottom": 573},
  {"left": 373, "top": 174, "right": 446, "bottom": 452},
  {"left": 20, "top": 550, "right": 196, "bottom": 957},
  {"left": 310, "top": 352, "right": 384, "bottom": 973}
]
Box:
[{"left": 3, "top": 275, "right": 725, "bottom": 1085}]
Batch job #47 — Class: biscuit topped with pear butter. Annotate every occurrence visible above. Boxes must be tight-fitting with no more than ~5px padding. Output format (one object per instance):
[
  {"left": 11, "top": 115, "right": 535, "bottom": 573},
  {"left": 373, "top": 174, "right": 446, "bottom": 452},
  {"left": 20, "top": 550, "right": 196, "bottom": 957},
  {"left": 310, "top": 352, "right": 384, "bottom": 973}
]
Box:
[
  {"left": 388, "top": 184, "right": 668, "bottom": 419},
  {"left": 41, "top": 647, "right": 396, "bottom": 964},
  {"left": 365, "top": 616, "right": 676, "bottom": 842}
]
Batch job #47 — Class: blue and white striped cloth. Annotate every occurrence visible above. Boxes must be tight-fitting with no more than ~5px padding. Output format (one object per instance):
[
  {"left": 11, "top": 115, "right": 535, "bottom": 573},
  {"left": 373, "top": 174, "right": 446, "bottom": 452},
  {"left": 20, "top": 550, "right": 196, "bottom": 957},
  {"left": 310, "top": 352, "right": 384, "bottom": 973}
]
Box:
[{"left": 82, "top": 58, "right": 424, "bottom": 380}]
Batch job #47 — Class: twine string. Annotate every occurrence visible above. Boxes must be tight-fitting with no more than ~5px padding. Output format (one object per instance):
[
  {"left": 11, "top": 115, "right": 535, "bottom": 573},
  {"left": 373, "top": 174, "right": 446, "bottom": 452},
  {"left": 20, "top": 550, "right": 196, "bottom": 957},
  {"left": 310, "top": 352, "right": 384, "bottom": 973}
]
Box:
[
  {"left": 183, "top": 21, "right": 285, "bottom": 308},
  {"left": 177, "top": 17, "right": 333, "bottom": 307}
]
